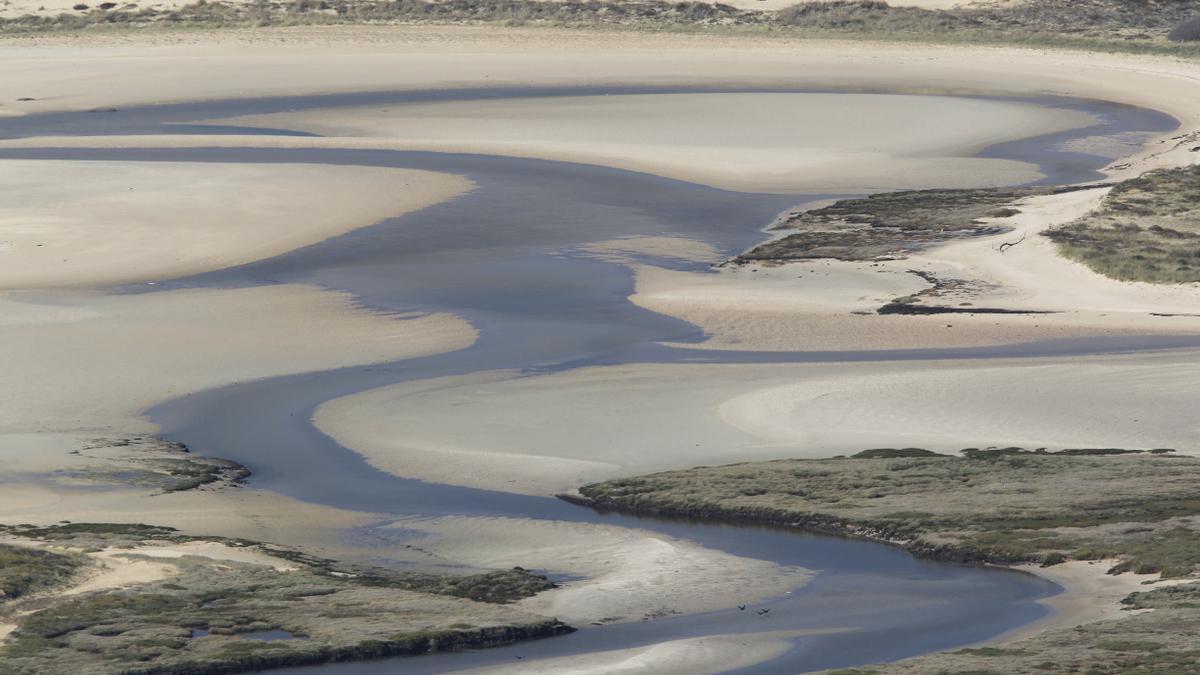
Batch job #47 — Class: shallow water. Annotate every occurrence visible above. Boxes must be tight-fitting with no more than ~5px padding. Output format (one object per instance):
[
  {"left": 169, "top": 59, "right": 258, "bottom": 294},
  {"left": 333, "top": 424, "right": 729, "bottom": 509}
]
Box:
[{"left": 0, "top": 88, "right": 1185, "bottom": 673}]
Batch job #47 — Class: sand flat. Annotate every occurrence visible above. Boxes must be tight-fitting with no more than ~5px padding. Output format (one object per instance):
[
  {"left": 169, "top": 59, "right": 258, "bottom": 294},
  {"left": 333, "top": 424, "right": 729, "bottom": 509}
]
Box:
[
  {"left": 206, "top": 92, "right": 1091, "bottom": 192},
  {"left": 315, "top": 350, "right": 1200, "bottom": 497},
  {"left": 0, "top": 159, "right": 470, "bottom": 289}
]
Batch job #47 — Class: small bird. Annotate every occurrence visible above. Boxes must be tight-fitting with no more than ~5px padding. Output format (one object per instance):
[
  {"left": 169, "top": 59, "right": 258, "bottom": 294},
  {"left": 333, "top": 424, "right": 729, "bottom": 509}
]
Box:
[
  {"left": 757, "top": 608, "right": 771, "bottom": 615},
  {"left": 737, "top": 605, "right": 746, "bottom": 611}
]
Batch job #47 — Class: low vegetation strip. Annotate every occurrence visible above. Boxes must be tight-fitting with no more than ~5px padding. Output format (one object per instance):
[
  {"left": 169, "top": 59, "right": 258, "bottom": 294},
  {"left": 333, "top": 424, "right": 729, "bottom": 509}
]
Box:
[
  {"left": 736, "top": 185, "right": 1094, "bottom": 264},
  {"left": 0, "top": 523, "right": 569, "bottom": 674},
  {"left": 0, "top": 544, "right": 82, "bottom": 601},
  {"left": 571, "top": 448, "right": 1200, "bottom": 572},
  {"left": 3, "top": 0, "right": 1200, "bottom": 58},
  {"left": 1046, "top": 163, "right": 1200, "bottom": 283}
]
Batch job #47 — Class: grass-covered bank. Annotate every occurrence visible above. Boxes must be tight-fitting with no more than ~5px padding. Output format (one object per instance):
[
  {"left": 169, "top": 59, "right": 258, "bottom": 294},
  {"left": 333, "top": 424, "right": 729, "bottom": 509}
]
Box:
[
  {"left": 737, "top": 185, "right": 1085, "bottom": 264},
  {"left": 1047, "top": 163, "right": 1200, "bottom": 283},
  {"left": 0, "top": 544, "right": 83, "bottom": 601},
  {"left": 570, "top": 447, "right": 1200, "bottom": 573},
  {"left": 0, "top": 522, "right": 570, "bottom": 674},
  {"left": 738, "top": 161, "right": 1200, "bottom": 290},
  {"left": 570, "top": 448, "right": 1200, "bottom": 673},
  {"left": 3, "top": 0, "right": 1200, "bottom": 60}
]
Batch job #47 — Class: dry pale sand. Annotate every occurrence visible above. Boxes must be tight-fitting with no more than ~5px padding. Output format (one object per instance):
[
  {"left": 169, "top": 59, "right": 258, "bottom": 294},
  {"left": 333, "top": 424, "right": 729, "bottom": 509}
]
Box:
[
  {"left": 208, "top": 92, "right": 1087, "bottom": 192},
  {"left": 315, "top": 349, "right": 1200, "bottom": 497},
  {"left": 452, "top": 630, "right": 832, "bottom": 674},
  {"left": 388, "top": 516, "right": 812, "bottom": 625},
  {"left": 0, "top": 159, "right": 470, "bottom": 289}
]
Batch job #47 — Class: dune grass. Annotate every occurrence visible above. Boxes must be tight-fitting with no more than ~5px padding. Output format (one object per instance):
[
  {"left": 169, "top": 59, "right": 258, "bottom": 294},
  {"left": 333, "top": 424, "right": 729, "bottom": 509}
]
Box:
[
  {"left": 0, "top": 523, "right": 568, "bottom": 674},
  {"left": 574, "top": 447, "right": 1200, "bottom": 572},
  {"left": 0, "top": 544, "right": 82, "bottom": 601},
  {"left": 1046, "top": 164, "right": 1200, "bottom": 283}
]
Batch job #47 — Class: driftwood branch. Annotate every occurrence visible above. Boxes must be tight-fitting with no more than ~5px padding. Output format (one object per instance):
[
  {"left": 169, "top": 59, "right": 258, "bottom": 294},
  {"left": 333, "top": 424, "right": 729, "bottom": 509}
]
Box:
[{"left": 997, "top": 231, "right": 1027, "bottom": 253}]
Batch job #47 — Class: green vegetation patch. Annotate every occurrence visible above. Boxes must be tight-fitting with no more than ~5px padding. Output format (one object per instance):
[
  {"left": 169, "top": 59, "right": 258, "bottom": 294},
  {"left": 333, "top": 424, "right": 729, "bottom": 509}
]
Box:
[
  {"left": 365, "top": 567, "right": 556, "bottom": 605},
  {"left": 739, "top": 186, "right": 1067, "bottom": 263},
  {"left": 0, "top": 543, "right": 82, "bottom": 601},
  {"left": 0, "top": 527, "right": 570, "bottom": 674},
  {"left": 576, "top": 449, "right": 1200, "bottom": 672},
  {"left": 574, "top": 448, "right": 1200, "bottom": 571},
  {"left": 1046, "top": 164, "right": 1200, "bottom": 283}
]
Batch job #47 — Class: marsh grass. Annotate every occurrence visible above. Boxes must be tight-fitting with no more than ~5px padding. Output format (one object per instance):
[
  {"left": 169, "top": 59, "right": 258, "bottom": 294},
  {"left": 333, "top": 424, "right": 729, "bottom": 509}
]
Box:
[
  {"left": 0, "top": 544, "right": 82, "bottom": 600},
  {"left": 1046, "top": 164, "right": 1200, "bottom": 283},
  {"left": 576, "top": 448, "right": 1200, "bottom": 573},
  {"left": 0, "top": 526, "right": 568, "bottom": 674},
  {"left": 738, "top": 185, "right": 1091, "bottom": 263}
]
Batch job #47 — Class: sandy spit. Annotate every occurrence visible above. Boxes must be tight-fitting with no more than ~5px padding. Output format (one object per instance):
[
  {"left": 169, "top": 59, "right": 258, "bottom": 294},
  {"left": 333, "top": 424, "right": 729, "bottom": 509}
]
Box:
[
  {"left": 0, "top": 159, "right": 471, "bottom": 290},
  {"left": 316, "top": 350, "right": 1200, "bottom": 497}
]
